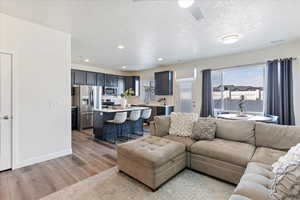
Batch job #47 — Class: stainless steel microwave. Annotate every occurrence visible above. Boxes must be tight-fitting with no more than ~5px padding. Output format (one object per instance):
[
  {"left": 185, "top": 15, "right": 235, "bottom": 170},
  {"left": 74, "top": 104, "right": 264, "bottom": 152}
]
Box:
[{"left": 105, "top": 87, "right": 118, "bottom": 95}]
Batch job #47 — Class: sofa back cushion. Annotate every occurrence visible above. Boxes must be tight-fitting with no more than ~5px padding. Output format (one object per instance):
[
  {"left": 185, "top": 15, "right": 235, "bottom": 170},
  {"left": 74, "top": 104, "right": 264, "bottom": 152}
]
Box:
[
  {"left": 216, "top": 119, "right": 255, "bottom": 145},
  {"left": 255, "top": 122, "right": 300, "bottom": 151},
  {"left": 154, "top": 116, "right": 170, "bottom": 137}
]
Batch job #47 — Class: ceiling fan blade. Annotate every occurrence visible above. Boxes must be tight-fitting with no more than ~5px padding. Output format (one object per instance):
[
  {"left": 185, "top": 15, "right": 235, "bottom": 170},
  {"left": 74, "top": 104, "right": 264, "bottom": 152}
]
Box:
[{"left": 188, "top": 6, "right": 204, "bottom": 21}]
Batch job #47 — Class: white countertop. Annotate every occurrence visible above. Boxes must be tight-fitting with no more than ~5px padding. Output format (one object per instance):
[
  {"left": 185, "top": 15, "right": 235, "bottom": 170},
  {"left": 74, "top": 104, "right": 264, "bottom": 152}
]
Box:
[
  {"left": 132, "top": 104, "right": 174, "bottom": 107},
  {"left": 94, "top": 106, "right": 149, "bottom": 113},
  {"left": 217, "top": 114, "right": 273, "bottom": 122}
]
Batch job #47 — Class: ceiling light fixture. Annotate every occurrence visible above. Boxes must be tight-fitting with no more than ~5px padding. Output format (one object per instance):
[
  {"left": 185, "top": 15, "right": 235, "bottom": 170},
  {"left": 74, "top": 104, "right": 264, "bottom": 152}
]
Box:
[
  {"left": 157, "top": 58, "right": 164, "bottom": 61},
  {"left": 84, "top": 58, "right": 90, "bottom": 63},
  {"left": 271, "top": 39, "right": 285, "bottom": 44},
  {"left": 177, "top": 0, "right": 194, "bottom": 8},
  {"left": 117, "top": 45, "right": 125, "bottom": 49},
  {"left": 122, "top": 66, "right": 127, "bottom": 69},
  {"left": 220, "top": 34, "right": 241, "bottom": 44}
]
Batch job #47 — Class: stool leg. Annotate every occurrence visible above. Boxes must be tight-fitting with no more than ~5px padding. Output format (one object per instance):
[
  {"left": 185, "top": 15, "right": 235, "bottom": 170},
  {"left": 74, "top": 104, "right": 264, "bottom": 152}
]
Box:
[{"left": 114, "top": 124, "right": 118, "bottom": 144}]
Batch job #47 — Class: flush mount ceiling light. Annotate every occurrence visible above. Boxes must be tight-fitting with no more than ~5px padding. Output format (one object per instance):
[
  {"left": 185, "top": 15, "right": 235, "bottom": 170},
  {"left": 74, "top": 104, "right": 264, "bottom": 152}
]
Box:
[
  {"left": 122, "top": 66, "right": 127, "bottom": 69},
  {"left": 177, "top": 0, "right": 194, "bottom": 8},
  {"left": 84, "top": 58, "right": 90, "bottom": 63},
  {"left": 271, "top": 39, "right": 285, "bottom": 44},
  {"left": 220, "top": 34, "right": 241, "bottom": 44},
  {"left": 157, "top": 58, "right": 164, "bottom": 61},
  {"left": 117, "top": 45, "right": 125, "bottom": 49}
]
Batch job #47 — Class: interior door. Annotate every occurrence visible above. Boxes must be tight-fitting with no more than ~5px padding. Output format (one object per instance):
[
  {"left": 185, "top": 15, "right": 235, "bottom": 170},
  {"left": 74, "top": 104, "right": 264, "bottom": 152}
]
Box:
[
  {"left": 175, "top": 77, "right": 196, "bottom": 113},
  {"left": 0, "top": 53, "right": 12, "bottom": 171}
]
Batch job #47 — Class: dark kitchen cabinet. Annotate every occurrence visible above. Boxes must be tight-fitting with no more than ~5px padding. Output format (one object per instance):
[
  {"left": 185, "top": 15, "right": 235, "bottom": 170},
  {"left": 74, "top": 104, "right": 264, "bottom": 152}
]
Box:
[
  {"left": 86, "top": 72, "right": 97, "bottom": 85},
  {"left": 155, "top": 71, "right": 173, "bottom": 95},
  {"left": 125, "top": 76, "right": 133, "bottom": 91},
  {"left": 105, "top": 74, "right": 118, "bottom": 87},
  {"left": 71, "top": 70, "right": 75, "bottom": 85},
  {"left": 96, "top": 73, "right": 105, "bottom": 86},
  {"left": 72, "top": 107, "right": 78, "bottom": 130},
  {"left": 124, "top": 76, "right": 140, "bottom": 96},
  {"left": 74, "top": 70, "right": 87, "bottom": 85},
  {"left": 156, "top": 106, "right": 174, "bottom": 115}
]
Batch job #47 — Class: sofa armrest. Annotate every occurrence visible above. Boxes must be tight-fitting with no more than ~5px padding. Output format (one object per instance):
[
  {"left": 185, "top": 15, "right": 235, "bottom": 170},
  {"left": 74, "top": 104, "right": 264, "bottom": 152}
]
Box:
[
  {"left": 150, "top": 121, "right": 158, "bottom": 136},
  {"left": 150, "top": 116, "right": 171, "bottom": 137}
]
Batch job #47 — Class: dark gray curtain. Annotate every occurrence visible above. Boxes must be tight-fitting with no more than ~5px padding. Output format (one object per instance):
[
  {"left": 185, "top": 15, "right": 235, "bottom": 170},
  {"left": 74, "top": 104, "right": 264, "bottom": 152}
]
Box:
[
  {"left": 279, "top": 58, "right": 295, "bottom": 125},
  {"left": 266, "top": 60, "right": 280, "bottom": 117},
  {"left": 200, "top": 69, "right": 213, "bottom": 117},
  {"left": 266, "top": 58, "right": 295, "bottom": 125}
]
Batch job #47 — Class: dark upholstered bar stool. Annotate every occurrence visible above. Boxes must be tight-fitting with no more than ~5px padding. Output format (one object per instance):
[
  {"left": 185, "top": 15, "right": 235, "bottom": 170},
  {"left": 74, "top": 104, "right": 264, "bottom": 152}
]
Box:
[
  {"left": 105, "top": 112, "right": 127, "bottom": 143},
  {"left": 139, "top": 109, "right": 152, "bottom": 135},
  {"left": 127, "top": 110, "right": 141, "bottom": 138}
]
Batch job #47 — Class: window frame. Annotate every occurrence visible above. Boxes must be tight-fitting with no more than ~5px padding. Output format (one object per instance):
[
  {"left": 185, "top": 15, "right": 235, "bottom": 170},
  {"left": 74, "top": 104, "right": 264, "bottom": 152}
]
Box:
[{"left": 212, "top": 64, "right": 266, "bottom": 115}]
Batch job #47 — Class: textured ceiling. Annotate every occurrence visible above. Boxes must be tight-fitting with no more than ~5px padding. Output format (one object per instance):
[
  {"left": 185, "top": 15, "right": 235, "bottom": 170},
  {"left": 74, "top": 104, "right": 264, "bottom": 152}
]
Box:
[{"left": 1, "top": 0, "right": 300, "bottom": 71}]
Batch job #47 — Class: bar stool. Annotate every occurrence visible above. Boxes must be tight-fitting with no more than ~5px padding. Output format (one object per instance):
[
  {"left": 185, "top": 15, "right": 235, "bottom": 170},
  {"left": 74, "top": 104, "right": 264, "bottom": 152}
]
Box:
[
  {"left": 140, "top": 109, "right": 152, "bottom": 135},
  {"left": 127, "top": 110, "right": 141, "bottom": 138},
  {"left": 105, "top": 112, "right": 127, "bottom": 144}
]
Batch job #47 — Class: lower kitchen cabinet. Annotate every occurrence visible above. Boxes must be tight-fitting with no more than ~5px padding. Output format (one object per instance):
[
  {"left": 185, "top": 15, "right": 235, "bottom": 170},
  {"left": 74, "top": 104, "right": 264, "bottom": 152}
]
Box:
[
  {"left": 156, "top": 106, "right": 174, "bottom": 116},
  {"left": 71, "top": 107, "right": 78, "bottom": 130}
]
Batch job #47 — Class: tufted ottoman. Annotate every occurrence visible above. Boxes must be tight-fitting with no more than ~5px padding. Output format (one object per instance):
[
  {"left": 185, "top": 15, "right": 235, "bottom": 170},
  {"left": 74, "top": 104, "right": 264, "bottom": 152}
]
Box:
[{"left": 117, "top": 135, "right": 186, "bottom": 190}]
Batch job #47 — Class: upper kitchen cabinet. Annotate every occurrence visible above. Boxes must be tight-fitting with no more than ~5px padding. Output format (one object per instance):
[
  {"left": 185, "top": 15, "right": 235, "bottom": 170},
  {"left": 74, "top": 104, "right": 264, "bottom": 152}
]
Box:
[
  {"left": 96, "top": 73, "right": 105, "bottom": 86},
  {"left": 71, "top": 70, "right": 75, "bottom": 85},
  {"left": 124, "top": 76, "right": 133, "bottom": 91},
  {"left": 105, "top": 74, "right": 118, "bottom": 87},
  {"left": 155, "top": 71, "right": 173, "bottom": 95},
  {"left": 125, "top": 76, "right": 140, "bottom": 96},
  {"left": 86, "top": 72, "right": 97, "bottom": 85},
  {"left": 74, "top": 70, "right": 87, "bottom": 85}
]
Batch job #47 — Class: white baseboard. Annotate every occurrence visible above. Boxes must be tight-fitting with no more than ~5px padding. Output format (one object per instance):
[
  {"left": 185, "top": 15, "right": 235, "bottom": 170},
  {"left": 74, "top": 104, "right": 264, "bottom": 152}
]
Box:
[{"left": 13, "top": 148, "right": 72, "bottom": 169}]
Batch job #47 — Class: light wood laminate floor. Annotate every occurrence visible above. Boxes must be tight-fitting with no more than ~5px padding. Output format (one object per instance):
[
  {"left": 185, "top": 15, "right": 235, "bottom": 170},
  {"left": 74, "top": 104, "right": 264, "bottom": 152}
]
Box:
[{"left": 0, "top": 131, "right": 117, "bottom": 200}]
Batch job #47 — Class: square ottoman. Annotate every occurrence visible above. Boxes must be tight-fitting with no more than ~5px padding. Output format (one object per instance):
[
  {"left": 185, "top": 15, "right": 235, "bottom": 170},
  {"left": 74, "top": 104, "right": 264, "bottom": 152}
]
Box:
[{"left": 117, "top": 136, "right": 186, "bottom": 190}]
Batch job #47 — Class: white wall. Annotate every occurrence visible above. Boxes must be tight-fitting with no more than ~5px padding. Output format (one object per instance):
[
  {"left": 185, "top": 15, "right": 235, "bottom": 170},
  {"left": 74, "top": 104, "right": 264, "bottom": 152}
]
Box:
[
  {"left": 0, "top": 13, "right": 72, "bottom": 169},
  {"left": 135, "top": 41, "right": 300, "bottom": 125}
]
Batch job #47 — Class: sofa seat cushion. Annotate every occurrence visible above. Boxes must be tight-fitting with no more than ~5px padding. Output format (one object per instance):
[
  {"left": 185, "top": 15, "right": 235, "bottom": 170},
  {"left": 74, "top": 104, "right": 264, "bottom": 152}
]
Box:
[
  {"left": 244, "top": 162, "right": 274, "bottom": 179},
  {"left": 229, "top": 195, "right": 251, "bottom": 200},
  {"left": 163, "top": 135, "right": 196, "bottom": 151},
  {"left": 233, "top": 162, "right": 273, "bottom": 200},
  {"left": 251, "top": 147, "right": 286, "bottom": 165},
  {"left": 190, "top": 139, "right": 255, "bottom": 167},
  {"left": 234, "top": 179, "right": 271, "bottom": 200},
  {"left": 117, "top": 136, "right": 185, "bottom": 168}
]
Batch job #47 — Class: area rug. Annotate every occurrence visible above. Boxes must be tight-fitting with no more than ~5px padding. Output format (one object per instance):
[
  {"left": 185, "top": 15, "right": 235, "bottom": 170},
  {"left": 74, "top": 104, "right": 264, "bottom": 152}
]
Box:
[{"left": 41, "top": 167, "right": 235, "bottom": 200}]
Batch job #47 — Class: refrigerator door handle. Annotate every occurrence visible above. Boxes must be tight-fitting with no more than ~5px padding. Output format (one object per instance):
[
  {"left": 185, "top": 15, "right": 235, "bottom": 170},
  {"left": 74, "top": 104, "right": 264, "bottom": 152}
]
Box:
[{"left": 91, "top": 89, "right": 94, "bottom": 107}]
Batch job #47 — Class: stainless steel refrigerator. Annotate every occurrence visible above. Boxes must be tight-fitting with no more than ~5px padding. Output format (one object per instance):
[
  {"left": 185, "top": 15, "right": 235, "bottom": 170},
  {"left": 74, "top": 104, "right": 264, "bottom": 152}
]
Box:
[{"left": 73, "top": 85, "right": 102, "bottom": 130}]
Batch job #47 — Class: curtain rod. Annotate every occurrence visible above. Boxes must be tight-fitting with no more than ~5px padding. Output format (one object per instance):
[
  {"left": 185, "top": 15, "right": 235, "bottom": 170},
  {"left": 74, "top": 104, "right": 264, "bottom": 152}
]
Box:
[{"left": 200, "top": 57, "right": 297, "bottom": 72}]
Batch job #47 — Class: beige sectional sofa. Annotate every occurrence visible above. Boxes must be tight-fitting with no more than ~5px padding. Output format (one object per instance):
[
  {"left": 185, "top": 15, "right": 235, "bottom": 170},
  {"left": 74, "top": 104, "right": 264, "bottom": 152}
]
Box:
[{"left": 149, "top": 116, "right": 300, "bottom": 199}]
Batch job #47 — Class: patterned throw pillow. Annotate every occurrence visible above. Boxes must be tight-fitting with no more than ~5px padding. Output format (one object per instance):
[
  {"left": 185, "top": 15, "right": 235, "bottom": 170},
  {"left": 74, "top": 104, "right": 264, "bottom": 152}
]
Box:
[
  {"left": 271, "top": 143, "right": 300, "bottom": 200},
  {"left": 192, "top": 118, "right": 216, "bottom": 141},
  {"left": 271, "top": 163, "right": 300, "bottom": 200},
  {"left": 169, "top": 112, "right": 199, "bottom": 137}
]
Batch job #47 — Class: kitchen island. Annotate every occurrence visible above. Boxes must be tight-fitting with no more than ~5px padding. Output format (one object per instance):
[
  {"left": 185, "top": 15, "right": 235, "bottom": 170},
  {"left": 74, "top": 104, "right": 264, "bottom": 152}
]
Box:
[
  {"left": 93, "top": 107, "right": 149, "bottom": 142},
  {"left": 132, "top": 104, "right": 174, "bottom": 121}
]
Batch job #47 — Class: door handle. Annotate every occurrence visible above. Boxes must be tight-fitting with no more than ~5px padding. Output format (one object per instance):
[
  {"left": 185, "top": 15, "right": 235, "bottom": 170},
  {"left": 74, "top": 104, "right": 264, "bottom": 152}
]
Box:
[{"left": 0, "top": 115, "right": 11, "bottom": 120}]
